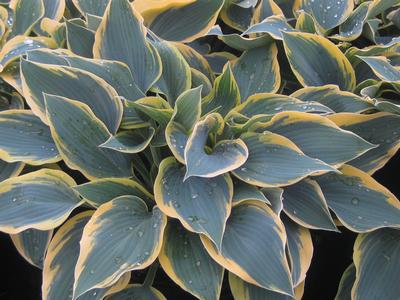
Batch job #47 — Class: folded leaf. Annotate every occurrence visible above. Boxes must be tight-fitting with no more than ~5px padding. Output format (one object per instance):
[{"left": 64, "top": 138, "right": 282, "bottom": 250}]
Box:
[
  {"left": 165, "top": 87, "right": 202, "bottom": 163},
  {"left": 316, "top": 165, "right": 400, "bottom": 232},
  {"left": 185, "top": 113, "right": 248, "bottom": 179},
  {"left": 282, "top": 32, "right": 356, "bottom": 91},
  {"left": 232, "top": 132, "right": 336, "bottom": 188},
  {"left": 201, "top": 201, "right": 293, "bottom": 297},
  {"left": 159, "top": 220, "right": 224, "bottom": 300},
  {"left": 282, "top": 179, "right": 338, "bottom": 231},
  {"left": 285, "top": 219, "right": 313, "bottom": 287},
  {"left": 352, "top": 229, "right": 400, "bottom": 300},
  {"left": 73, "top": 196, "right": 167, "bottom": 298},
  {"left": 9, "top": 0, "right": 44, "bottom": 38},
  {"left": 358, "top": 55, "right": 400, "bottom": 82},
  {"left": 45, "top": 94, "right": 132, "bottom": 179},
  {"left": 33, "top": 0, "right": 65, "bottom": 35},
  {"left": 154, "top": 157, "right": 233, "bottom": 249},
  {"left": 21, "top": 59, "right": 123, "bottom": 134},
  {"left": 0, "top": 109, "right": 60, "bottom": 165},
  {"left": 0, "top": 168, "right": 83, "bottom": 234},
  {"left": 202, "top": 64, "right": 240, "bottom": 116},
  {"left": 100, "top": 127, "right": 155, "bottom": 154},
  {"left": 291, "top": 85, "right": 375, "bottom": 113},
  {"left": 328, "top": 112, "right": 400, "bottom": 174},
  {"left": 0, "top": 36, "right": 56, "bottom": 72},
  {"left": 93, "top": 0, "right": 161, "bottom": 92},
  {"left": 256, "top": 111, "right": 376, "bottom": 167},
  {"left": 10, "top": 228, "right": 53, "bottom": 269},
  {"left": 73, "top": 178, "right": 154, "bottom": 208},
  {"left": 42, "top": 211, "right": 130, "bottom": 300},
  {"left": 334, "top": 263, "right": 355, "bottom": 300},
  {"left": 152, "top": 40, "right": 191, "bottom": 105}
]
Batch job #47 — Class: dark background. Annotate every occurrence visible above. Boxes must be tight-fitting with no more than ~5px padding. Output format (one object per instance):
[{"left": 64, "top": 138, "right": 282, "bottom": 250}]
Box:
[{"left": 0, "top": 151, "right": 398, "bottom": 300}]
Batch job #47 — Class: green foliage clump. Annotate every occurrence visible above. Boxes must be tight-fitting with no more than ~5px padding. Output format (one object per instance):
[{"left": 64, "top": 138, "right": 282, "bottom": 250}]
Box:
[{"left": 0, "top": 0, "right": 399, "bottom": 299}]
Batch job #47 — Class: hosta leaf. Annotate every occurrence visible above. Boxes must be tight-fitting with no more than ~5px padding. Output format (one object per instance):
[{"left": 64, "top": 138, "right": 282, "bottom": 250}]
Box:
[
  {"left": 0, "top": 36, "right": 56, "bottom": 72},
  {"left": 367, "top": 0, "right": 400, "bottom": 18},
  {"left": 21, "top": 59, "right": 123, "bottom": 134},
  {"left": 93, "top": 0, "right": 161, "bottom": 93},
  {"left": 231, "top": 44, "right": 280, "bottom": 102},
  {"left": 232, "top": 132, "right": 336, "bottom": 188},
  {"left": 207, "top": 25, "right": 273, "bottom": 52},
  {"left": 159, "top": 220, "right": 224, "bottom": 300},
  {"left": 73, "top": 178, "right": 153, "bottom": 208},
  {"left": 1, "top": 61, "right": 22, "bottom": 94},
  {"left": 185, "top": 114, "right": 248, "bottom": 179},
  {"left": 316, "top": 164, "right": 400, "bottom": 232},
  {"left": 220, "top": 0, "right": 255, "bottom": 32},
  {"left": 205, "top": 52, "right": 237, "bottom": 74},
  {"left": 282, "top": 179, "right": 338, "bottom": 231},
  {"left": 165, "top": 87, "right": 202, "bottom": 163},
  {"left": 26, "top": 49, "right": 145, "bottom": 101},
  {"left": 143, "top": 0, "right": 224, "bottom": 42},
  {"left": 229, "top": 273, "right": 304, "bottom": 300},
  {"left": 0, "top": 168, "right": 83, "bottom": 234},
  {"left": 40, "top": 18, "right": 66, "bottom": 46},
  {"left": 256, "top": 111, "right": 376, "bottom": 167},
  {"left": 45, "top": 94, "right": 132, "bottom": 179},
  {"left": 33, "top": 0, "right": 65, "bottom": 35},
  {"left": 10, "top": 228, "right": 52, "bottom": 268},
  {"left": 301, "top": 0, "right": 354, "bottom": 31},
  {"left": 73, "top": 196, "right": 167, "bottom": 298},
  {"left": 201, "top": 201, "right": 293, "bottom": 296},
  {"left": 331, "top": 1, "right": 370, "bottom": 41},
  {"left": 295, "top": 11, "right": 316, "bottom": 34},
  {"left": 358, "top": 56, "right": 400, "bottom": 82},
  {"left": 0, "top": 160, "right": 24, "bottom": 182},
  {"left": 263, "top": 187, "right": 284, "bottom": 215},
  {"left": 107, "top": 284, "right": 166, "bottom": 300},
  {"left": 0, "top": 109, "right": 60, "bottom": 165},
  {"left": 352, "top": 229, "right": 400, "bottom": 300},
  {"left": 282, "top": 32, "right": 356, "bottom": 91},
  {"left": 334, "top": 263, "right": 355, "bottom": 300},
  {"left": 244, "top": 15, "right": 296, "bottom": 39},
  {"left": 328, "top": 112, "right": 400, "bottom": 174},
  {"left": 232, "top": 180, "right": 270, "bottom": 205},
  {"left": 291, "top": 85, "right": 375, "bottom": 113},
  {"left": 285, "top": 219, "right": 313, "bottom": 286},
  {"left": 9, "top": 0, "right": 45, "bottom": 38},
  {"left": 100, "top": 127, "right": 155, "bottom": 154},
  {"left": 191, "top": 68, "right": 212, "bottom": 97},
  {"left": 202, "top": 64, "right": 240, "bottom": 116},
  {"left": 230, "top": 93, "right": 333, "bottom": 118},
  {"left": 252, "top": 0, "right": 283, "bottom": 21},
  {"left": 42, "top": 211, "right": 130, "bottom": 300},
  {"left": 72, "top": 0, "right": 110, "bottom": 16},
  {"left": 126, "top": 96, "right": 172, "bottom": 127},
  {"left": 154, "top": 157, "right": 233, "bottom": 249},
  {"left": 85, "top": 13, "right": 102, "bottom": 31},
  {"left": 174, "top": 42, "right": 214, "bottom": 83},
  {"left": 66, "top": 20, "right": 94, "bottom": 58},
  {"left": 152, "top": 40, "right": 191, "bottom": 104}
]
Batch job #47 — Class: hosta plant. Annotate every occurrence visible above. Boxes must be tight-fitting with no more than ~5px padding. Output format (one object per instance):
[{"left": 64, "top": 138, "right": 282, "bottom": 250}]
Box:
[{"left": 0, "top": 0, "right": 400, "bottom": 299}]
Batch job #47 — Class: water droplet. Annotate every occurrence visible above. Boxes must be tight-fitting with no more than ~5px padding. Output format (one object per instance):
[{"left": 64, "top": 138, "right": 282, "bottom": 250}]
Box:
[
  {"left": 128, "top": 226, "right": 133, "bottom": 230},
  {"left": 90, "top": 270, "right": 95, "bottom": 274},
  {"left": 144, "top": 251, "right": 149, "bottom": 255},
  {"left": 351, "top": 197, "right": 359, "bottom": 205},
  {"left": 196, "top": 261, "right": 201, "bottom": 267},
  {"left": 138, "top": 231, "right": 143, "bottom": 237},
  {"left": 357, "top": 216, "right": 363, "bottom": 220},
  {"left": 192, "top": 194, "right": 199, "bottom": 199},
  {"left": 12, "top": 198, "right": 17, "bottom": 202},
  {"left": 153, "top": 223, "right": 158, "bottom": 228},
  {"left": 188, "top": 280, "right": 193, "bottom": 284},
  {"left": 24, "top": 39, "right": 34, "bottom": 45}
]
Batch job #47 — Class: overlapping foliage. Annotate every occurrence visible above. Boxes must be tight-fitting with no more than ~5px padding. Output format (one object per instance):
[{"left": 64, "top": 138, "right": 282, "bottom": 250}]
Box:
[{"left": 0, "top": 0, "right": 400, "bottom": 299}]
